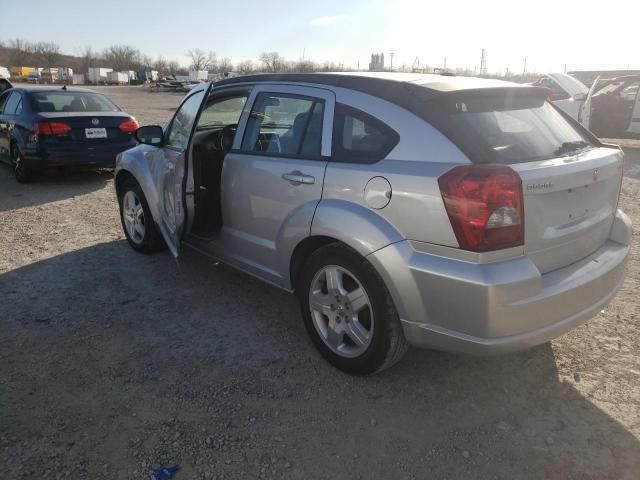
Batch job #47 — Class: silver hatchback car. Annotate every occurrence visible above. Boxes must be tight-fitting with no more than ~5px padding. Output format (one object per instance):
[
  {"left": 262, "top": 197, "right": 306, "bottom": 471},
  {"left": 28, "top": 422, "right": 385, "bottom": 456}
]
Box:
[{"left": 115, "top": 73, "right": 632, "bottom": 374}]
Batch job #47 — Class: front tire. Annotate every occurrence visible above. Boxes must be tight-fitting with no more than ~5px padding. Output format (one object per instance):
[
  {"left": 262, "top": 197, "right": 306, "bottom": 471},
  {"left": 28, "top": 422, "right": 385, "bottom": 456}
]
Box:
[
  {"left": 298, "top": 243, "right": 409, "bottom": 375},
  {"left": 118, "top": 178, "right": 165, "bottom": 253}
]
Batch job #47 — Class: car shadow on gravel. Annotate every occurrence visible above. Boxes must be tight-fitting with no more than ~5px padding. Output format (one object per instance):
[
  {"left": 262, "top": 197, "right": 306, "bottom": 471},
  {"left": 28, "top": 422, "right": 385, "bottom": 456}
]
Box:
[
  {"left": 1, "top": 241, "right": 639, "bottom": 479},
  {"left": 0, "top": 165, "right": 111, "bottom": 212}
]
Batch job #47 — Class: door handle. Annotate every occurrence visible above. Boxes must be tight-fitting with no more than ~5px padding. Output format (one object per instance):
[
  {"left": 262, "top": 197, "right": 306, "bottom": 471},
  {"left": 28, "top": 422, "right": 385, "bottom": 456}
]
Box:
[{"left": 282, "top": 171, "right": 315, "bottom": 185}]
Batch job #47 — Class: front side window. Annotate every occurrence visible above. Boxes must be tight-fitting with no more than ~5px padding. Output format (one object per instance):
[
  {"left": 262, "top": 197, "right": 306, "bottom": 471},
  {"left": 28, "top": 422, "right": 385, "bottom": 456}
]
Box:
[
  {"left": 241, "top": 93, "right": 324, "bottom": 157},
  {"left": 197, "top": 95, "right": 248, "bottom": 129},
  {"left": 332, "top": 104, "right": 399, "bottom": 163},
  {"left": 166, "top": 90, "right": 206, "bottom": 150},
  {"left": 29, "top": 92, "right": 119, "bottom": 113}
]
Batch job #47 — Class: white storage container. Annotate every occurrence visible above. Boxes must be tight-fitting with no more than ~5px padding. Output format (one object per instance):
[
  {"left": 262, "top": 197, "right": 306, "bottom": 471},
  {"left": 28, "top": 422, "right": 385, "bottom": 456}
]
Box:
[
  {"left": 87, "top": 67, "right": 113, "bottom": 83},
  {"left": 189, "top": 70, "right": 209, "bottom": 82},
  {"left": 72, "top": 74, "right": 85, "bottom": 85},
  {"left": 107, "top": 71, "right": 129, "bottom": 84}
]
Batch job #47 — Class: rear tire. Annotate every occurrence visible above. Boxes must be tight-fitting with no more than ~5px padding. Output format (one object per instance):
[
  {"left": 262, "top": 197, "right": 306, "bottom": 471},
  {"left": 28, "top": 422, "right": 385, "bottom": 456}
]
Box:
[
  {"left": 12, "top": 145, "right": 36, "bottom": 183},
  {"left": 298, "top": 243, "right": 409, "bottom": 375},
  {"left": 118, "top": 178, "right": 166, "bottom": 253}
]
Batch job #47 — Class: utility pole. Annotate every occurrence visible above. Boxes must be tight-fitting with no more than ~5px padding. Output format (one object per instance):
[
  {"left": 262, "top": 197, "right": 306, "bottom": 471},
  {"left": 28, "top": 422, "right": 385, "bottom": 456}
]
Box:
[
  {"left": 480, "top": 49, "right": 486, "bottom": 77},
  {"left": 389, "top": 52, "right": 395, "bottom": 71},
  {"left": 443, "top": 57, "right": 447, "bottom": 71},
  {"left": 563, "top": 63, "right": 567, "bottom": 73},
  {"left": 357, "top": 60, "right": 360, "bottom": 72},
  {"left": 302, "top": 48, "right": 305, "bottom": 63},
  {"left": 522, "top": 56, "right": 527, "bottom": 76}
]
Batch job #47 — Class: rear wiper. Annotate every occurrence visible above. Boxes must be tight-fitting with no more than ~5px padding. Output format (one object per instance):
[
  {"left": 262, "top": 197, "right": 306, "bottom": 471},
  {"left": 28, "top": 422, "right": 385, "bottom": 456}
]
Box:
[{"left": 554, "top": 141, "right": 590, "bottom": 156}]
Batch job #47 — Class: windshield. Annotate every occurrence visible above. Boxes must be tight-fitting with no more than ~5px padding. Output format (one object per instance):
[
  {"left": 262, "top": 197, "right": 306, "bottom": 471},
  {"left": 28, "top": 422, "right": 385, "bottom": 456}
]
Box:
[
  {"left": 29, "top": 91, "right": 120, "bottom": 113},
  {"left": 424, "top": 93, "right": 591, "bottom": 164}
]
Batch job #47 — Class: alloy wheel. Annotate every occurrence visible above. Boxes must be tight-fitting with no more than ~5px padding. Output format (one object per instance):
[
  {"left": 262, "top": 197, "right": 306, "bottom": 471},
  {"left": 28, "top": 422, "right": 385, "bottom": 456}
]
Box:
[
  {"left": 308, "top": 265, "right": 374, "bottom": 358},
  {"left": 122, "top": 190, "right": 146, "bottom": 244}
]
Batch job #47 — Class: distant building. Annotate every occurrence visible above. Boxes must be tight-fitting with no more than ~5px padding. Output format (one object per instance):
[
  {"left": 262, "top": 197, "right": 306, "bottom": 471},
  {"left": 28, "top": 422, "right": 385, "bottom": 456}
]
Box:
[{"left": 369, "top": 53, "right": 385, "bottom": 72}]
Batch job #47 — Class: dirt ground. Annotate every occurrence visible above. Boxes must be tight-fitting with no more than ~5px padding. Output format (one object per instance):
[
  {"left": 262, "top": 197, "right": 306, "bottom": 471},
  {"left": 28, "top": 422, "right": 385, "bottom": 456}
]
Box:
[{"left": 1, "top": 85, "right": 640, "bottom": 480}]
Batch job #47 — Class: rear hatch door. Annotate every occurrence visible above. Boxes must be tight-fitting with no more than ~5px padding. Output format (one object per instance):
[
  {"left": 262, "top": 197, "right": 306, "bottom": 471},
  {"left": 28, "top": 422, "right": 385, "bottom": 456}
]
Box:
[{"left": 513, "top": 146, "right": 623, "bottom": 273}]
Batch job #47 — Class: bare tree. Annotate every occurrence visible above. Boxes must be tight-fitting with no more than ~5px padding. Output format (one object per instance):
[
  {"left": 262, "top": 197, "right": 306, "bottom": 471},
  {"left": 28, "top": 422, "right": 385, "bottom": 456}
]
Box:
[
  {"left": 236, "top": 60, "right": 255, "bottom": 75},
  {"left": 294, "top": 60, "right": 317, "bottom": 73},
  {"left": 321, "top": 61, "right": 344, "bottom": 72},
  {"left": 258, "top": 52, "right": 284, "bottom": 73},
  {"left": 103, "top": 45, "right": 141, "bottom": 71},
  {"left": 186, "top": 49, "right": 216, "bottom": 71},
  {"left": 154, "top": 56, "right": 168, "bottom": 75},
  {"left": 9, "top": 38, "right": 33, "bottom": 66},
  {"left": 217, "top": 57, "right": 234, "bottom": 73},
  {"left": 34, "top": 41, "right": 61, "bottom": 67},
  {"left": 78, "top": 46, "right": 96, "bottom": 72},
  {"left": 167, "top": 61, "right": 181, "bottom": 76},
  {"left": 140, "top": 54, "right": 154, "bottom": 70}
]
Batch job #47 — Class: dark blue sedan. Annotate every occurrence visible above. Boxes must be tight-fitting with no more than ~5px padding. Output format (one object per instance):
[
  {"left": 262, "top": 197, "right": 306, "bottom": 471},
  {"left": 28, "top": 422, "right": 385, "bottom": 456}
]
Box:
[{"left": 0, "top": 86, "right": 138, "bottom": 183}]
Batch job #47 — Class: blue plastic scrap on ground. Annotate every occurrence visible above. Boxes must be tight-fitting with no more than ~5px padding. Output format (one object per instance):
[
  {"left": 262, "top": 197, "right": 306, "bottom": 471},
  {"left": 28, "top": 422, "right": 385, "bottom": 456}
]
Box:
[{"left": 150, "top": 465, "right": 180, "bottom": 480}]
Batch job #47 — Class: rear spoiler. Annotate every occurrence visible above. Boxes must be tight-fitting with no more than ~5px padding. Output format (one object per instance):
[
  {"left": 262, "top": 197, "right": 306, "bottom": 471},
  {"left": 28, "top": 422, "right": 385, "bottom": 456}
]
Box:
[{"left": 437, "top": 85, "right": 550, "bottom": 100}]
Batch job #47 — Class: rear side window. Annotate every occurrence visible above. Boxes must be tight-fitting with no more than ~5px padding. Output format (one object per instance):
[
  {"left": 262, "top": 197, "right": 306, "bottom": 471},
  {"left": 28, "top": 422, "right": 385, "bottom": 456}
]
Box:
[
  {"left": 422, "top": 93, "right": 591, "bottom": 164},
  {"left": 241, "top": 93, "right": 324, "bottom": 157},
  {"left": 332, "top": 103, "right": 399, "bottom": 163},
  {"left": 29, "top": 92, "right": 119, "bottom": 113},
  {"left": 3, "top": 92, "right": 21, "bottom": 115}
]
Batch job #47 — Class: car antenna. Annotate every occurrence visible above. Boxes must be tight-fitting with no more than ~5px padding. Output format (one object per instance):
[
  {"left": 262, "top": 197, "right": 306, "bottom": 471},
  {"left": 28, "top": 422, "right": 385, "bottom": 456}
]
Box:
[{"left": 62, "top": 84, "right": 67, "bottom": 90}]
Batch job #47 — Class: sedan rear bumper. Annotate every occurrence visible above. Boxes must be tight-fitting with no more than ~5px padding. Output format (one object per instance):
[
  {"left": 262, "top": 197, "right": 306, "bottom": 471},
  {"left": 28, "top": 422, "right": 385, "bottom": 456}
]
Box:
[
  {"left": 23, "top": 140, "right": 136, "bottom": 169},
  {"left": 367, "top": 210, "right": 631, "bottom": 355}
]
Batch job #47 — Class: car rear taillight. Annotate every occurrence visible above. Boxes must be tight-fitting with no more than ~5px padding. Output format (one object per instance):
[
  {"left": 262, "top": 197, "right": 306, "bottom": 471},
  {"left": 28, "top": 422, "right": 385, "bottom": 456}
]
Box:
[
  {"left": 119, "top": 118, "right": 139, "bottom": 133},
  {"left": 438, "top": 164, "right": 524, "bottom": 252},
  {"left": 34, "top": 121, "right": 71, "bottom": 136}
]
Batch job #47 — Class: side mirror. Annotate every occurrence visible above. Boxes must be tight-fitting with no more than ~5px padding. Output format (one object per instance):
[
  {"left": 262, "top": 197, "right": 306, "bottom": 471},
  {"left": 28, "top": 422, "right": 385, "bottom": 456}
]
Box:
[
  {"left": 573, "top": 93, "right": 586, "bottom": 101},
  {"left": 135, "top": 125, "right": 164, "bottom": 146}
]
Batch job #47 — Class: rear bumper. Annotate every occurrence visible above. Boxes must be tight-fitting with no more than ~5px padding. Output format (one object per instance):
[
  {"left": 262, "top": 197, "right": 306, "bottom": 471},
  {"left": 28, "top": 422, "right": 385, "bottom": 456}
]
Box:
[
  {"left": 368, "top": 210, "right": 632, "bottom": 355},
  {"left": 23, "top": 140, "right": 136, "bottom": 169}
]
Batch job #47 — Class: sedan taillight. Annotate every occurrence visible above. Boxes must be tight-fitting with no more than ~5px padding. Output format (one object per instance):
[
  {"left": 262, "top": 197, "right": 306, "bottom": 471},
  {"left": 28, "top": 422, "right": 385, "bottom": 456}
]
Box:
[
  {"left": 34, "top": 121, "right": 71, "bottom": 136},
  {"left": 438, "top": 164, "right": 524, "bottom": 252},
  {"left": 119, "top": 118, "right": 139, "bottom": 133}
]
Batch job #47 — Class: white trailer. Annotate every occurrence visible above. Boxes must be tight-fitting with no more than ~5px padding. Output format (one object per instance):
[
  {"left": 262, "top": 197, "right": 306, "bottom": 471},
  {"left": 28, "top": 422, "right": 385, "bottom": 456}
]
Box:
[
  {"left": 58, "top": 67, "right": 73, "bottom": 82},
  {"left": 107, "top": 71, "right": 129, "bottom": 85},
  {"left": 72, "top": 74, "right": 85, "bottom": 85},
  {"left": 87, "top": 67, "right": 113, "bottom": 84},
  {"left": 189, "top": 70, "right": 208, "bottom": 82}
]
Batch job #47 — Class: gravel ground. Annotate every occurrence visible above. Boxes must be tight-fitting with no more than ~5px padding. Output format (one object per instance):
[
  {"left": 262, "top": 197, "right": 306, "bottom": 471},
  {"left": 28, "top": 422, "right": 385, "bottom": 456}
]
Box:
[{"left": 1, "top": 86, "right": 639, "bottom": 480}]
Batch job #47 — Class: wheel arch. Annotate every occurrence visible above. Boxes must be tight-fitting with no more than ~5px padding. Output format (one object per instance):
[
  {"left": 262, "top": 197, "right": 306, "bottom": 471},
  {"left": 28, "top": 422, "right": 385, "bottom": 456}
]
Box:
[
  {"left": 289, "top": 199, "right": 405, "bottom": 291},
  {"left": 289, "top": 235, "right": 345, "bottom": 292},
  {"left": 114, "top": 158, "right": 162, "bottom": 227}
]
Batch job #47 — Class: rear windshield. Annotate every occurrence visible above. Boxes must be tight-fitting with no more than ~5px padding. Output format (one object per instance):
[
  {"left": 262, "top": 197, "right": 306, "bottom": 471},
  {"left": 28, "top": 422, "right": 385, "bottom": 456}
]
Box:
[
  {"left": 423, "top": 92, "right": 591, "bottom": 164},
  {"left": 29, "top": 92, "right": 120, "bottom": 113}
]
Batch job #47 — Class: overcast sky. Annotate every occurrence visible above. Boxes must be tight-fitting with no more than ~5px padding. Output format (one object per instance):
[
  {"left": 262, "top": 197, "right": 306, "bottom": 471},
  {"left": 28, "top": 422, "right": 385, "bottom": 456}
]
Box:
[{"left": 1, "top": 0, "right": 638, "bottom": 73}]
